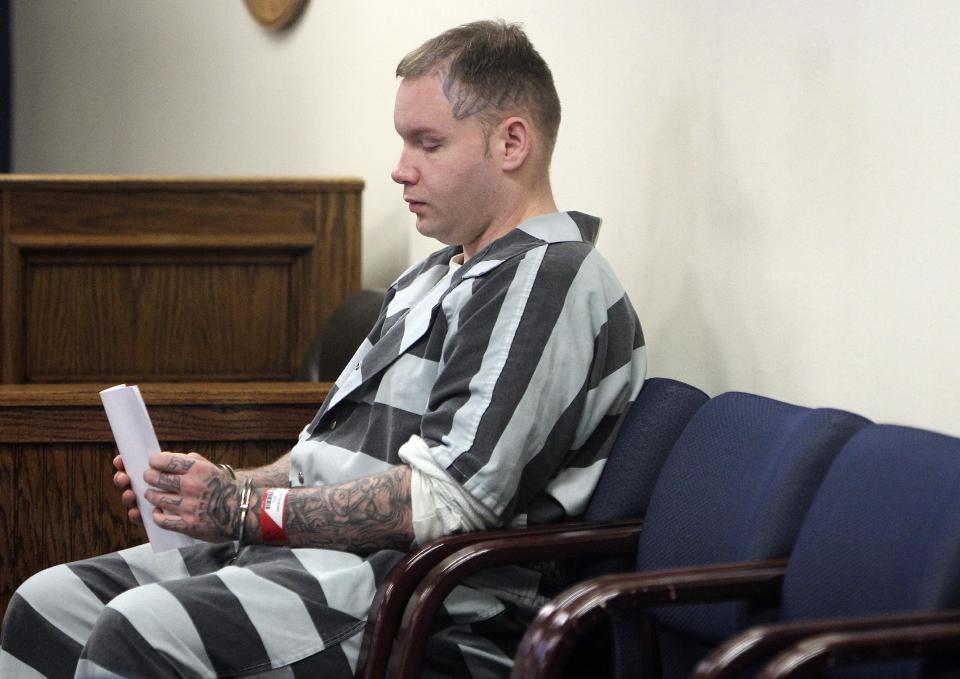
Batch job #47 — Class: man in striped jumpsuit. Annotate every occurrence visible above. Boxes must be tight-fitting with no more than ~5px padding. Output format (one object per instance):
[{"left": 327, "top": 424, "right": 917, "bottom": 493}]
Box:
[{"left": 0, "top": 20, "right": 646, "bottom": 678}]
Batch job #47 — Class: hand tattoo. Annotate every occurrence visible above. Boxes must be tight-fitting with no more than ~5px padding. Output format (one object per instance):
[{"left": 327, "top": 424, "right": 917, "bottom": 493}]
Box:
[
  {"left": 155, "top": 495, "right": 183, "bottom": 507},
  {"left": 198, "top": 475, "right": 241, "bottom": 540},
  {"left": 165, "top": 457, "right": 196, "bottom": 473},
  {"left": 156, "top": 473, "right": 181, "bottom": 492}
]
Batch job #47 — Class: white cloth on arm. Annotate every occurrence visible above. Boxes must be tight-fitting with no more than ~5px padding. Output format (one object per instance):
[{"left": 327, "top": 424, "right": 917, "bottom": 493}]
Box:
[{"left": 400, "top": 435, "right": 498, "bottom": 544}]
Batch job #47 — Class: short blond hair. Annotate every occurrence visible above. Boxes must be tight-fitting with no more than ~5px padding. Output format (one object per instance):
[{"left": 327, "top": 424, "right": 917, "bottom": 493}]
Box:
[{"left": 396, "top": 20, "right": 561, "bottom": 159}]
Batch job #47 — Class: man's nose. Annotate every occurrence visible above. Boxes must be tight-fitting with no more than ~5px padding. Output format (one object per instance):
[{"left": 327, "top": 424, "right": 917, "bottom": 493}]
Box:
[{"left": 391, "top": 152, "right": 418, "bottom": 185}]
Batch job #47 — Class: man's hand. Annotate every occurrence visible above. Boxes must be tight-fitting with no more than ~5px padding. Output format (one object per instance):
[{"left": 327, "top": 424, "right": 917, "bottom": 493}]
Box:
[
  {"left": 142, "top": 452, "right": 242, "bottom": 543},
  {"left": 112, "top": 454, "right": 144, "bottom": 526}
]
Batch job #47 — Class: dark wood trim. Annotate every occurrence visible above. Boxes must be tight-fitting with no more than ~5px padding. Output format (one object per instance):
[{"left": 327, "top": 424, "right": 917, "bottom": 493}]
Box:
[
  {"left": 390, "top": 521, "right": 649, "bottom": 679},
  {"left": 510, "top": 560, "right": 788, "bottom": 679},
  {"left": 0, "top": 382, "right": 331, "bottom": 443},
  {"left": 0, "top": 175, "right": 364, "bottom": 192},
  {"left": 360, "top": 518, "right": 643, "bottom": 679}
]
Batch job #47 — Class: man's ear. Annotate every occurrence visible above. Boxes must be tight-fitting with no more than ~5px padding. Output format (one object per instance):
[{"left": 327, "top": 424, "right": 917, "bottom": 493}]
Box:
[{"left": 499, "top": 116, "right": 532, "bottom": 171}]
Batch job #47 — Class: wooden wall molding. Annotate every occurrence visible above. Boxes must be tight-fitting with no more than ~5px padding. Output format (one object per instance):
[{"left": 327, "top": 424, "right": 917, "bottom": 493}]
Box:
[{"left": 0, "top": 176, "right": 363, "bottom": 383}]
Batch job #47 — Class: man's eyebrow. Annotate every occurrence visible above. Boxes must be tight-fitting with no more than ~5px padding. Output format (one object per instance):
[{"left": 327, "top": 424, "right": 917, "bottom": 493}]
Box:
[{"left": 399, "top": 127, "right": 446, "bottom": 140}]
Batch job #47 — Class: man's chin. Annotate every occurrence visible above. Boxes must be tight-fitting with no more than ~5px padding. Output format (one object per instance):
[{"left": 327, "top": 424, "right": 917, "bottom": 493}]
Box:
[{"left": 415, "top": 220, "right": 455, "bottom": 245}]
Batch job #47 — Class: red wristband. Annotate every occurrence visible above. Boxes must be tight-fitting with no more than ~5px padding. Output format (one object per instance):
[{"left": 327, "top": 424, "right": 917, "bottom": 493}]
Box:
[{"left": 260, "top": 487, "right": 288, "bottom": 544}]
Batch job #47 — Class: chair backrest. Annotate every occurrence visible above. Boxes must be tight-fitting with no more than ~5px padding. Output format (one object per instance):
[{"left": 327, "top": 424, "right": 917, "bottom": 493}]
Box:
[
  {"left": 584, "top": 377, "right": 709, "bottom": 523},
  {"left": 296, "top": 288, "right": 386, "bottom": 382},
  {"left": 570, "top": 378, "right": 708, "bottom": 679},
  {"left": 636, "top": 392, "right": 870, "bottom": 674},
  {"left": 779, "top": 424, "right": 960, "bottom": 678}
]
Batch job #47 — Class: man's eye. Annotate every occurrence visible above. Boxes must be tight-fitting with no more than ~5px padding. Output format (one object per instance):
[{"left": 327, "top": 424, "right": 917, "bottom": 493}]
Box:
[{"left": 422, "top": 142, "right": 441, "bottom": 152}]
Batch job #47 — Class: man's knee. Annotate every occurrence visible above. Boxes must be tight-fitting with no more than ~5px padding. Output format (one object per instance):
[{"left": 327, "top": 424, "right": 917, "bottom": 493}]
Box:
[
  {"left": 82, "top": 583, "right": 215, "bottom": 678},
  {"left": 80, "top": 603, "right": 172, "bottom": 679},
  {"left": 80, "top": 587, "right": 176, "bottom": 677},
  {"left": 87, "top": 583, "right": 171, "bottom": 648},
  {"left": 14, "top": 564, "right": 73, "bottom": 609},
  {"left": 7, "top": 564, "right": 104, "bottom": 643},
  {"left": 1, "top": 568, "right": 92, "bottom": 678}
]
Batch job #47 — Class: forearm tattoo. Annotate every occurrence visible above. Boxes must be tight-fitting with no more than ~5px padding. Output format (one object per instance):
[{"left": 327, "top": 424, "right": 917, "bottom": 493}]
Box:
[
  {"left": 270, "top": 466, "right": 413, "bottom": 554},
  {"left": 241, "top": 453, "right": 292, "bottom": 487}
]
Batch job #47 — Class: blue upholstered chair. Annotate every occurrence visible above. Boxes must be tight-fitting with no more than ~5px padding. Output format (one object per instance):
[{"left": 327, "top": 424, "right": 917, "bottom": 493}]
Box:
[
  {"left": 695, "top": 424, "right": 960, "bottom": 678},
  {"left": 511, "top": 392, "right": 871, "bottom": 679},
  {"left": 585, "top": 378, "right": 712, "bottom": 525},
  {"left": 579, "top": 378, "right": 713, "bottom": 679},
  {"left": 359, "top": 377, "right": 709, "bottom": 679}
]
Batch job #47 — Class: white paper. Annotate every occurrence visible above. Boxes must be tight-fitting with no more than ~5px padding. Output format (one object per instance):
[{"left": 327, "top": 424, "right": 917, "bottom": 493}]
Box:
[{"left": 100, "top": 384, "right": 196, "bottom": 552}]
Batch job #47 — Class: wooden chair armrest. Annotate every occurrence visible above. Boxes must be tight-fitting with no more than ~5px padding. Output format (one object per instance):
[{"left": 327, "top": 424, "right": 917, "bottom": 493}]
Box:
[
  {"left": 756, "top": 611, "right": 960, "bottom": 679},
  {"left": 507, "top": 559, "right": 787, "bottom": 679},
  {"left": 383, "top": 519, "right": 648, "bottom": 679},
  {"left": 695, "top": 609, "right": 960, "bottom": 679},
  {"left": 357, "top": 517, "right": 642, "bottom": 679}
]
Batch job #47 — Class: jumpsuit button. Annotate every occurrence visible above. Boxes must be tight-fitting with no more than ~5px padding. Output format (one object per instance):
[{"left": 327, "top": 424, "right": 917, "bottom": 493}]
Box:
[
  {"left": 298, "top": 470, "right": 305, "bottom": 485},
  {"left": 329, "top": 420, "right": 337, "bottom": 430}
]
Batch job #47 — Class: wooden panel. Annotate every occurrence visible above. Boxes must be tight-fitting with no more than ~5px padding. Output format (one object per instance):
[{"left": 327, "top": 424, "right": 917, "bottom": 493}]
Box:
[
  {"left": 0, "top": 446, "right": 14, "bottom": 617},
  {"left": 1, "top": 187, "right": 22, "bottom": 383},
  {"left": 44, "top": 446, "right": 72, "bottom": 568},
  {"left": 8, "top": 189, "right": 317, "bottom": 238},
  {"left": 26, "top": 259, "right": 292, "bottom": 381},
  {"left": 15, "top": 442, "right": 45, "bottom": 603},
  {"left": 0, "top": 382, "right": 330, "bottom": 620},
  {"left": 1, "top": 176, "right": 363, "bottom": 383}
]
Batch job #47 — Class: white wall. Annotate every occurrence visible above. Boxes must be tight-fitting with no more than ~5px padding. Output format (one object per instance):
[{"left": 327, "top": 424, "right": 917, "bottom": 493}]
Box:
[{"left": 12, "top": 1, "right": 960, "bottom": 435}]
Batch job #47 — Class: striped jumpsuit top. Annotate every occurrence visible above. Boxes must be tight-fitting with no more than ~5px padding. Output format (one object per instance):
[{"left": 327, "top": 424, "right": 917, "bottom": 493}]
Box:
[{"left": 0, "top": 211, "right": 647, "bottom": 678}]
